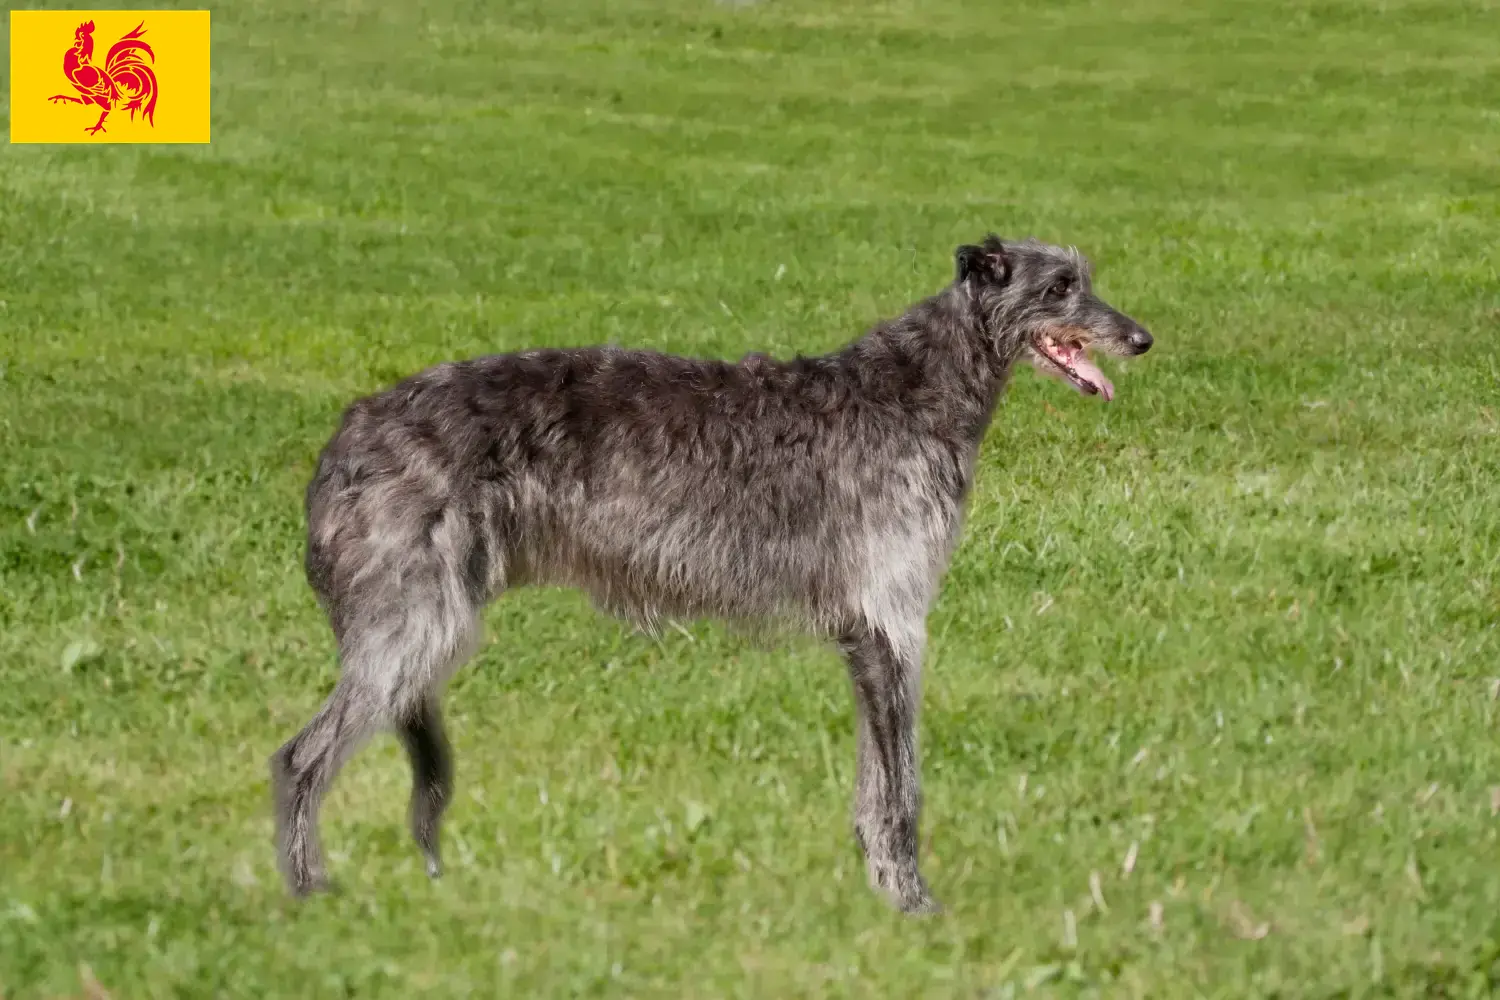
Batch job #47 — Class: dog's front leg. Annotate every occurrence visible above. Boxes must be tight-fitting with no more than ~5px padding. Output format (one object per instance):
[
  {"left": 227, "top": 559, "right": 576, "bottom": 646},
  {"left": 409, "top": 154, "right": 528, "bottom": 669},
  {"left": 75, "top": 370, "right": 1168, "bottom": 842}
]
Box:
[{"left": 840, "top": 622, "right": 939, "bottom": 914}]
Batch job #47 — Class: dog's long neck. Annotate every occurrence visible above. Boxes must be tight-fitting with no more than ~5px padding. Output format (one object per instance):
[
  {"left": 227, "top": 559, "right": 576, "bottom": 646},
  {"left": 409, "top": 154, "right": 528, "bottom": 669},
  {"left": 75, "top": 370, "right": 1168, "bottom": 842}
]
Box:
[{"left": 833, "top": 283, "right": 1028, "bottom": 448}]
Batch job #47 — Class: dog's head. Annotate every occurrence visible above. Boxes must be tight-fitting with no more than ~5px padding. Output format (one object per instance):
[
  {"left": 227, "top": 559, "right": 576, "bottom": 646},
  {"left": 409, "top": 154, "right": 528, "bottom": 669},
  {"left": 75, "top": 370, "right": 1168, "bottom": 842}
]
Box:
[{"left": 956, "top": 235, "right": 1152, "bottom": 401}]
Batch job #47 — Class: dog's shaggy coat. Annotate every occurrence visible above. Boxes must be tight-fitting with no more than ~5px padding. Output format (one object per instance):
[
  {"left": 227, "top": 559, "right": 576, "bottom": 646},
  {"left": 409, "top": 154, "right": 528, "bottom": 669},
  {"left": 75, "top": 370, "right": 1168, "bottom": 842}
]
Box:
[{"left": 271, "top": 235, "right": 1153, "bottom": 913}]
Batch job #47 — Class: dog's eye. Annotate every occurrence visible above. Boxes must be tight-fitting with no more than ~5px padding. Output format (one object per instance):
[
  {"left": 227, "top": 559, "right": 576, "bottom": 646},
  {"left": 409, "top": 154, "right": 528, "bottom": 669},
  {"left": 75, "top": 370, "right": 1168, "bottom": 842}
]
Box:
[{"left": 1049, "top": 279, "right": 1072, "bottom": 299}]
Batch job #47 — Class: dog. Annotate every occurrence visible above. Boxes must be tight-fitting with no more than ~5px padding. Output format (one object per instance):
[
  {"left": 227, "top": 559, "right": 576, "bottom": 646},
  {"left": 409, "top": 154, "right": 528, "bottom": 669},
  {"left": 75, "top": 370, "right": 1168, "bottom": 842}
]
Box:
[{"left": 270, "top": 234, "right": 1153, "bottom": 913}]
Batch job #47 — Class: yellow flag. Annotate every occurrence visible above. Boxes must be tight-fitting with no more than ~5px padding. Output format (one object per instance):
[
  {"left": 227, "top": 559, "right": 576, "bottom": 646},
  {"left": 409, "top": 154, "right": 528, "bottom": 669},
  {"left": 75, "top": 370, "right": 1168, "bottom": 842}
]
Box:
[{"left": 9, "top": 9, "right": 209, "bottom": 143}]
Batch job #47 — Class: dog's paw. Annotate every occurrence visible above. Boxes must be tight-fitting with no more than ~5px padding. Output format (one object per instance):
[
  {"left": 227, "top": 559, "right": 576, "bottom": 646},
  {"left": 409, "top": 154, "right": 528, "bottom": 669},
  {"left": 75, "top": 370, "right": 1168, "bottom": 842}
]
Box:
[
  {"left": 282, "top": 867, "right": 337, "bottom": 898},
  {"left": 868, "top": 859, "right": 942, "bottom": 916},
  {"left": 899, "top": 891, "right": 943, "bottom": 916}
]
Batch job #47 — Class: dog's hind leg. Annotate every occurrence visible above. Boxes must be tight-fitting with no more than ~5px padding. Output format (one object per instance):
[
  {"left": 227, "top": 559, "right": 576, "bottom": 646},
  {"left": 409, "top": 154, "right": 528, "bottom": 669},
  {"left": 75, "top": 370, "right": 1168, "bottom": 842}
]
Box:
[
  {"left": 839, "top": 618, "right": 939, "bottom": 914},
  {"left": 270, "top": 668, "right": 384, "bottom": 895},
  {"left": 271, "top": 517, "right": 484, "bottom": 896},
  {"left": 397, "top": 695, "right": 453, "bottom": 878}
]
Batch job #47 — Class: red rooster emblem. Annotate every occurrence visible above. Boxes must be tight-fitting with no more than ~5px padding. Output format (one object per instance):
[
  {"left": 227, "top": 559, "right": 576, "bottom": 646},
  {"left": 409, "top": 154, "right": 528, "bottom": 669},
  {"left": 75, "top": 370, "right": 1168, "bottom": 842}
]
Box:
[{"left": 47, "top": 20, "right": 159, "bottom": 136}]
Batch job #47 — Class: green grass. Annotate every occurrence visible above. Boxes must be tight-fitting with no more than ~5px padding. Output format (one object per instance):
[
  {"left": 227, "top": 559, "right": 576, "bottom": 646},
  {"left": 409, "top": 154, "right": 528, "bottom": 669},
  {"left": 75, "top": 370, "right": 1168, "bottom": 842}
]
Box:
[{"left": 3, "top": 0, "right": 1499, "bottom": 995}]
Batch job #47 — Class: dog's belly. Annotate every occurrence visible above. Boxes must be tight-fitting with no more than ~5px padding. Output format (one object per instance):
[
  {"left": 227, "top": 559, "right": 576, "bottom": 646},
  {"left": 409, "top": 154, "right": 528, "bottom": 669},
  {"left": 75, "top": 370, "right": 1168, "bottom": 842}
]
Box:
[{"left": 510, "top": 496, "right": 844, "bottom": 631}]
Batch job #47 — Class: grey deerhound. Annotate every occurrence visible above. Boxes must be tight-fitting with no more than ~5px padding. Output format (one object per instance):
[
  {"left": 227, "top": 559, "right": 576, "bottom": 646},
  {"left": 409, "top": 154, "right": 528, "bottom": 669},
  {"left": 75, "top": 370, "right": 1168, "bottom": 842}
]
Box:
[{"left": 270, "top": 234, "right": 1152, "bottom": 913}]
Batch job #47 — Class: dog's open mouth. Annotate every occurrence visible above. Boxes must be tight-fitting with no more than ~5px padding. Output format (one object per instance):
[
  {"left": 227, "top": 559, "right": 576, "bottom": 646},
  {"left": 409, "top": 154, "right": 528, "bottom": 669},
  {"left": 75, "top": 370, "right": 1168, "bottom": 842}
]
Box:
[{"left": 1034, "top": 334, "right": 1115, "bottom": 402}]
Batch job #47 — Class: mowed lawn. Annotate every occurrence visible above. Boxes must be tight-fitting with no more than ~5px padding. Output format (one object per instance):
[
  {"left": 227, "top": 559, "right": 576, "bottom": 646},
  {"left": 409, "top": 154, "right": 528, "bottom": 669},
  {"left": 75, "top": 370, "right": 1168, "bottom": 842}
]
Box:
[{"left": 3, "top": 0, "right": 1499, "bottom": 995}]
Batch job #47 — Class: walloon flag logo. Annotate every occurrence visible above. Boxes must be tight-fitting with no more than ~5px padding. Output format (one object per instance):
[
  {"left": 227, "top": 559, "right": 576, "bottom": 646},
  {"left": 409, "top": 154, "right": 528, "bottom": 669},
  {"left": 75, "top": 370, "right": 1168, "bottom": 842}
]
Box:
[
  {"left": 48, "top": 19, "right": 158, "bottom": 135},
  {"left": 9, "top": 10, "right": 210, "bottom": 143}
]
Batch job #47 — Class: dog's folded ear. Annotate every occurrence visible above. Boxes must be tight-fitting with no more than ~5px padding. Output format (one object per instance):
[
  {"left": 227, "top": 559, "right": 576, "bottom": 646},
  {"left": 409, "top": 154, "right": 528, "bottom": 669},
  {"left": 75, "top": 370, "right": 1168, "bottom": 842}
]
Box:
[
  {"left": 955, "top": 237, "right": 1010, "bottom": 285},
  {"left": 954, "top": 244, "right": 984, "bottom": 283}
]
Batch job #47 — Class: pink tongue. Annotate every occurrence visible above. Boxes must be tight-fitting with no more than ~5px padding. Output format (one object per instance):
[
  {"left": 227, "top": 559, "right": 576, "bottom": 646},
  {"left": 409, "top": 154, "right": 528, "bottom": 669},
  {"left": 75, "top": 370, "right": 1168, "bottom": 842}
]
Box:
[{"left": 1069, "top": 354, "right": 1114, "bottom": 402}]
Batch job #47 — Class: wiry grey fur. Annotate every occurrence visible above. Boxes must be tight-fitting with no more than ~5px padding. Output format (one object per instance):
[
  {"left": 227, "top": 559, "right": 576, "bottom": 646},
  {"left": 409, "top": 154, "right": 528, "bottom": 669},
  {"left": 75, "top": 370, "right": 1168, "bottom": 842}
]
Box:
[{"left": 270, "top": 235, "right": 1153, "bottom": 913}]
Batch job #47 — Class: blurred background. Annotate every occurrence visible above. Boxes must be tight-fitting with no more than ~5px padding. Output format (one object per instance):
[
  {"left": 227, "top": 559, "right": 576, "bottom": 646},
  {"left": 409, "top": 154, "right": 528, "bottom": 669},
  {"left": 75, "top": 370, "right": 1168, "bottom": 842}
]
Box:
[{"left": 2, "top": 0, "right": 1497, "bottom": 994}]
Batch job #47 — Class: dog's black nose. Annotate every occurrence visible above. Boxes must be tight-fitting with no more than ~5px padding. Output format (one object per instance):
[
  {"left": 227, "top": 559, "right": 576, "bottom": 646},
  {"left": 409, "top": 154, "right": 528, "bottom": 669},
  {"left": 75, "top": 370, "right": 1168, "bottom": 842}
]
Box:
[{"left": 1127, "top": 327, "right": 1153, "bottom": 354}]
